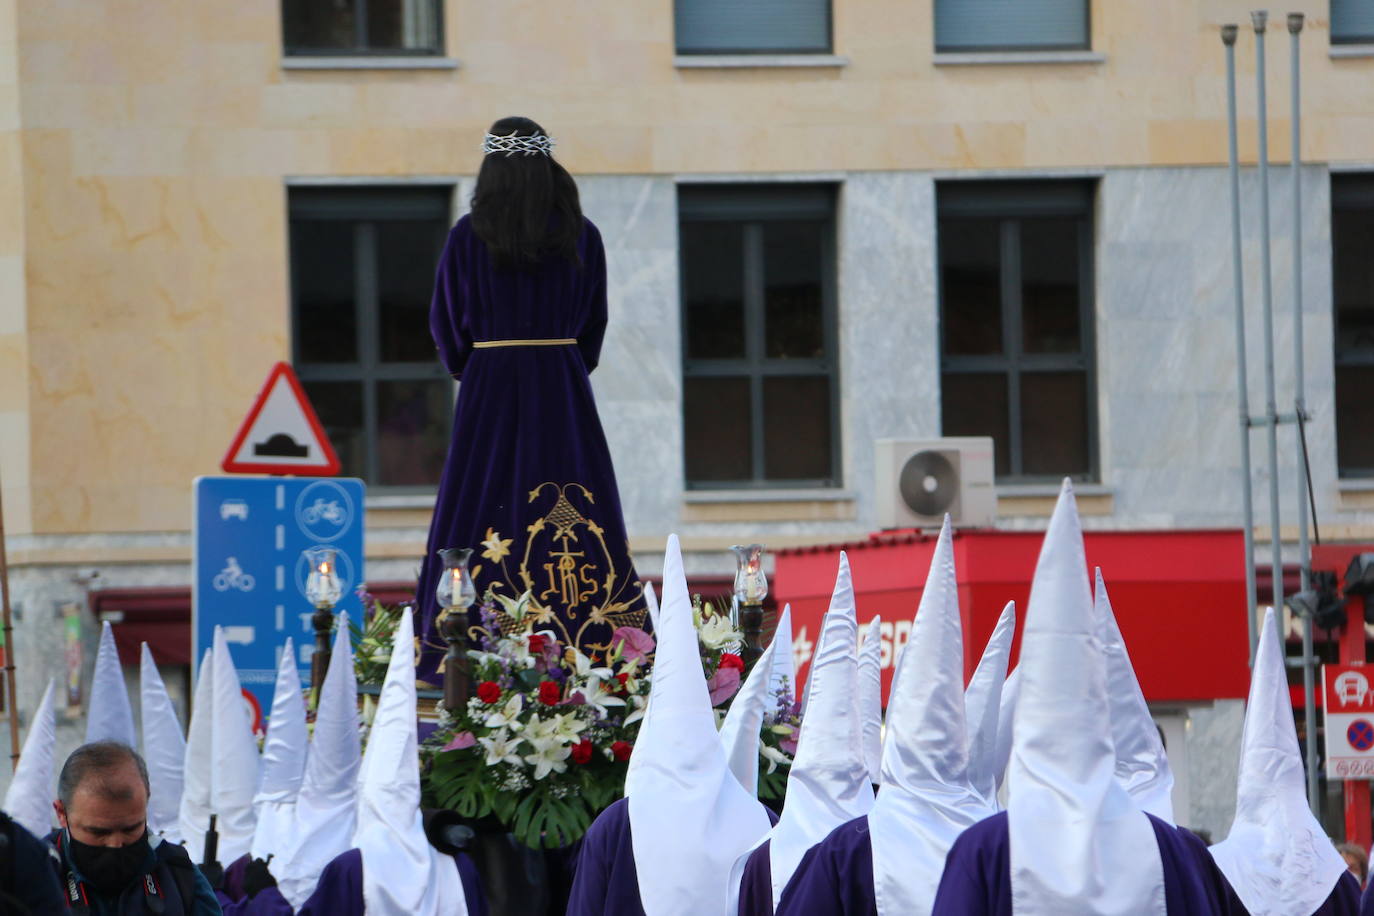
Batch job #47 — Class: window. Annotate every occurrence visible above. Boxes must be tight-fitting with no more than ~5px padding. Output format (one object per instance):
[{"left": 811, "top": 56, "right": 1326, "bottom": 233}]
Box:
[
  {"left": 289, "top": 187, "right": 453, "bottom": 488},
  {"left": 935, "top": 0, "right": 1089, "bottom": 52},
  {"left": 1334, "top": 176, "right": 1374, "bottom": 477},
  {"left": 938, "top": 180, "right": 1096, "bottom": 482},
  {"left": 282, "top": 0, "right": 444, "bottom": 55},
  {"left": 678, "top": 185, "right": 839, "bottom": 488},
  {"left": 675, "top": 0, "right": 831, "bottom": 55},
  {"left": 1332, "top": 1, "right": 1374, "bottom": 44}
]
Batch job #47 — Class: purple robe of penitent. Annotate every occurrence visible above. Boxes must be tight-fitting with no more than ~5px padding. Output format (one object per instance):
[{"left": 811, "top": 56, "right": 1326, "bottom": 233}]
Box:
[
  {"left": 295, "top": 846, "right": 487, "bottom": 916},
  {"left": 568, "top": 796, "right": 780, "bottom": 916},
  {"left": 214, "top": 854, "right": 295, "bottom": 916},
  {"left": 416, "top": 214, "right": 645, "bottom": 680},
  {"left": 768, "top": 811, "right": 1242, "bottom": 916}
]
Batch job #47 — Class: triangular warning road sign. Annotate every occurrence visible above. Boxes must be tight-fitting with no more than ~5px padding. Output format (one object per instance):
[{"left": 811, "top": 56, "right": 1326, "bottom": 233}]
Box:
[{"left": 221, "top": 362, "right": 341, "bottom": 475}]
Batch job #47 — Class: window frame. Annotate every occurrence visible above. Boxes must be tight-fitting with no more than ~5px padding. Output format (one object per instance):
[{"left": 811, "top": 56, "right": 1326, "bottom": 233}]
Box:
[
  {"left": 677, "top": 184, "right": 842, "bottom": 490},
  {"left": 936, "top": 179, "right": 1099, "bottom": 483},
  {"left": 281, "top": 0, "right": 447, "bottom": 57},
  {"left": 1331, "top": 0, "right": 1374, "bottom": 45},
  {"left": 673, "top": 0, "right": 833, "bottom": 56},
  {"left": 933, "top": 0, "right": 1092, "bottom": 54},
  {"left": 288, "top": 186, "right": 454, "bottom": 492},
  {"left": 1332, "top": 174, "right": 1374, "bottom": 478}
]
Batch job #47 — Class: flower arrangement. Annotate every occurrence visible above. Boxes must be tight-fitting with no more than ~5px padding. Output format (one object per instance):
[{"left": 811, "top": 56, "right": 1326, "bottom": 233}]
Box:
[
  {"left": 421, "top": 590, "right": 748, "bottom": 849},
  {"left": 756, "top": 677, "right": 801, "bottom": 803}
]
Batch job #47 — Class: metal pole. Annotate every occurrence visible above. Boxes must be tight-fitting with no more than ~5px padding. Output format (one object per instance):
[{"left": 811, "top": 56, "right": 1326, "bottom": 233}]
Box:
[
  {"left": 1287, "top": 10, "right": 1319, "bottom": 815},
  {"left": 1223, "top": 24, "right": 1259, "bottom": 664},
  {"left": 1253, "top": 10, "right": 1285, "bottom": 651},
  {"left": 0, "top": 472, "right": 20, "bottom": 767}
]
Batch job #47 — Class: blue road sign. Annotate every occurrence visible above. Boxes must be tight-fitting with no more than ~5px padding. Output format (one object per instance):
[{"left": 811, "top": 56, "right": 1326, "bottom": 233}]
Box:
[{"left": 193, "top": 476, "right": 366, "bottom": 717}]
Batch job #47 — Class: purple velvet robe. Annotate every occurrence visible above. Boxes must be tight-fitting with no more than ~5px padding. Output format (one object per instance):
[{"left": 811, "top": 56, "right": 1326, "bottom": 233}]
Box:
[
  {"left": 568, "top": 797, "right": 781, "bottom": 916},
  {"left": 1361, "top": 874, "right": 1374, "bottom": 916},
  {"left": 417, "top": 214, "right": 645, "bottom": 680},
  {"left": 737, "top": 840, "right": 776, "bottom": 916},
  {"left": 214, "top": 854, "right": 295, "bottom": 916},
  {"left": 928, "top": 811, "right": 1244, "bottom": 915},
  {"left": 295, "top": 846, "right": 488, "bottom": 916},
  {"left": 772, "top": 818, "right": 876, "bottom": 916}
]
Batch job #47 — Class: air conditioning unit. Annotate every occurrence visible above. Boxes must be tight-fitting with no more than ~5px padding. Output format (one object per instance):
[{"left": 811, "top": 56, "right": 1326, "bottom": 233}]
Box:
[{"left": 874, "top": 437, "right": 996, "bottom": 529}]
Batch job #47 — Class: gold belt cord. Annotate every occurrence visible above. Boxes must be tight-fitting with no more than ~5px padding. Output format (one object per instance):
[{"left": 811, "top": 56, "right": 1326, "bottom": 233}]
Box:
[{"left": 472, "top": 338, "right": 578, "bottom": 349}]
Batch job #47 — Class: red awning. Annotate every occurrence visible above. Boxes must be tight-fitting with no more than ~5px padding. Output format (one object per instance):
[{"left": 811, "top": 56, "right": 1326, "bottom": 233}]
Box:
[
  {"left": 90, "top": 587, "right": 193, "bottom": 666},
  {"left": 774, "top": 528, "right": 1251, "bottom": 704}
]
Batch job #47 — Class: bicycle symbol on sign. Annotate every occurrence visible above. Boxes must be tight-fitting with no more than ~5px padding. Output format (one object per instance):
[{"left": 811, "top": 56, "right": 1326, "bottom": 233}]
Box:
[
  {"left": 302, "top": 499, "right": 345, "bottom": 526},
  {"left": 212, "top": 557, "right": 255, "bottom": 592}
]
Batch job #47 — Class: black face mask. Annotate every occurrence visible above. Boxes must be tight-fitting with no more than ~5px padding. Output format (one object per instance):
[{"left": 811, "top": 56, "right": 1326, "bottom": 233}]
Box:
[{"left": 66, "top": 828, "right": 152, "bottom": 895}]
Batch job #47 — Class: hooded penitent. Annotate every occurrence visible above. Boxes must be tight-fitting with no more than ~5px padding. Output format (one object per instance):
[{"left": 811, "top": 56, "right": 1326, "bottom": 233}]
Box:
[
  {"left": 964, "top": 601, "right": 1015, "bottom": 811},
  {"left": 353, "top": 607, "right": 468, "bottom": 915},
  {"left": 719, "top": 605, "right": 793, "bottom": 797},
  {"left": 1006, "top": 481, "right": 1164, "bottom": 916},
  {"left": 86, "top": 620, "right": 137, "bottom": 748},
  {"left": 1095, "top": 569, "right": 1175, "bottom": 823},
  {"left": 277, "top": 617, "right": 362, "bottom": 909},
  {"left": 3, "top": 679, "right": 56, "bottom": 838},
  {"left": 769, "top": 606, "right": 797, "bottom": 703},
  {"left": 764, "top": 553, "right": 874, "bottom": 905},
  {"left": 140, "top": 644, "right": 187, "bottom": 841},
  {"left": 1208, "top": 607, "right": 1349, "bottom": 916},
  {"left": 867, "top": 517, "right": 993, "bottom": 916},
  {"left": 210, "top": 627, "right": 261, "bottom": 863},
  {"left": 179, "top": 648, "right": 216, "bottom": 858},
  {"left": 625, "top": 534, "right": 772, "bottom": 916},
  {"left": 993, "top": 666, "right": 1019, "bottom": 799},
  {"left": 858, "top": 616, "right": 883, "bottom": 787},
  {"left": 251, "top": 638, "right": 308, "bottom": 862}
]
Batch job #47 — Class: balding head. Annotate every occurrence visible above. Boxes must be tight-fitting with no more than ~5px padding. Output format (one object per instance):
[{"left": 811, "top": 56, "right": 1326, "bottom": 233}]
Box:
[{"left": 54, "top": 742, "right": 149, "bottom": 847}]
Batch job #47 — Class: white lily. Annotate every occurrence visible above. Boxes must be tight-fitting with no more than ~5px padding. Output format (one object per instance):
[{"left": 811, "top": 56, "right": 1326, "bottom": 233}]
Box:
[
  {"left": 550, "top": 711, "right": 587, "bottom": 742},
  {"left": 573, "top": 679, "right": 626, "bottom": 719},
  {"left": 697, "top": 613, "right": 740, "bottom": 651},
  {"left": 523, "top": 732, "right": 571, "bottom": 779},
  {"left": 570, "top": 648, "right": 615, "bottom": 684},
  {"left": 624, "top": 693, "right": 648, "bottom": 726},
  {"left": 483, "top": 693, "right": 524, "bottom": 731},
  {"left": 760, "top": 743, "right": 792, "bottom": 774},
  {"left": 478, "top": 729, "right": 525, "bottom": 767}
]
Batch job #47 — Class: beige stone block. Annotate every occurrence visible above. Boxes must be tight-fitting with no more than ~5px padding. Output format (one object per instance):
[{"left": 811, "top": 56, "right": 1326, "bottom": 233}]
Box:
[
  {"left": 70, "top": 128, "right": 192, "bottom": 178},
  {"left": 195, "top": 41, "right": 278, "bottom": 88},
  {"left": 261, "top": 83, "right": 365, "bottom": 129},
  {"left": 0, "top": 483, "right": 31, "bottom": 535},
  {"left": 191, "top": 1, "right": 278, "bottom": 45},
  {"left": 19, "top": 83, "right": 132, "bottom": 129},
  {"left": 0, "top": 256, "right": 25, "bottom": 332}
]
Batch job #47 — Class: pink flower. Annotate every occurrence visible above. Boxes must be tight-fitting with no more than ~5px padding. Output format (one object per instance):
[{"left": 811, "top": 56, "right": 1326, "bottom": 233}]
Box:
[
  {"left": 707, "top": 666, "right": 741, "bottom": 706},
  {"left": 779, "top": 734, "right": 798, "bottom": 755},
  {"left": 442, "top": 731, "right": 476, "bottom": 752},
  {"left": 612, "top": 627, "right": 655, "bottom": 663}
]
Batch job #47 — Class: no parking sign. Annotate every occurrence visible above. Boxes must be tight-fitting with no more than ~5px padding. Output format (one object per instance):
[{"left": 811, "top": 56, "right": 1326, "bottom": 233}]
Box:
[{"left": 1324, "top": 664, "right": 1374, "bottom": 779}]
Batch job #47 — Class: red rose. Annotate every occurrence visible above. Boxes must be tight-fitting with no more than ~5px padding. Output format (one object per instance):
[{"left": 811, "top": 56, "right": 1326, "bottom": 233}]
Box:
[
  {"left": 528, "top": 633, "right": 547, "bottom": 654},
  {"left": 719, "top": 653, "right": 745, "bottom": 672},
  {"left": 571, "top": 739, "right": 593, "bottom": 765},
  {"left": 476, "top": 681, "right": 501, "bottom": 704},
  {"left": 538, "top": 680, "right": 562, "bottom": 706},
  {"left": 611, "top": 740, "right": 633, "bottom": 762},
  {"left": 614, "top": 672, "right": 630, "bottom": 693}
]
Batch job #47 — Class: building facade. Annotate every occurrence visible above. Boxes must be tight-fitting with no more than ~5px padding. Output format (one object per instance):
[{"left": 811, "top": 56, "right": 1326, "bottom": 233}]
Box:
[{"left": 3, "top": 0, "right": 1374, "bottom": 836}]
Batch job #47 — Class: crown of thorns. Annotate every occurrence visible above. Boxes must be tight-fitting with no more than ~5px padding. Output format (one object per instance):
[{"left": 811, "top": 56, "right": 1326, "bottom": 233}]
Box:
[{"left": 482, "top": 132, "right": 555, "bottom": 157}]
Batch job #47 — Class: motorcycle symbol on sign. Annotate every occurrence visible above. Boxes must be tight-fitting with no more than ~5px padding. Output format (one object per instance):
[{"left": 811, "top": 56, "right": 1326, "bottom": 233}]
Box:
[
  {"left": 302, "top": 499, "right": 345, "bottom": 526},
  {"left": 212, "top": 557, "right": 255, "bottom": 592}
]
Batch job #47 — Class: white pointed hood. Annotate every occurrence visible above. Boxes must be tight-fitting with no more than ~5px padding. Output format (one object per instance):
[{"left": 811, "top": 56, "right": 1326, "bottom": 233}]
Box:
[
  {"left": 625, "top": 535, "right": 772, "bottom": 916},
  {"left": 1008, "top": 481, "right": 1164, "bottom": 916},
  {"left": 1095, "top": 570, "right": 1175, "bottom": 823},
  {"left": 965, "top": 601, "right": 1015, "bottom": 809},
  {"left": 719, "top": 605, "right": 792, "bottom": 797},
  {"left": 251, "top": 639, "right": 308, "bottom": 861},
  {"left": 858, "top": 616, "right": 883, "bottom": 786},
  {"left": 353, "top": 607, "right": 468, "bottom": 915},
  {"left": 209, "top": 627, "right": 261, "bottom": 863},
  {"left": 868, "top": 517, "right": 992, "bottom": 916},
  {"left": 1208, "top": 607, "right": 1348, "bottom": 916},
  {"left": 278, "top": 616, "right": 361, "bottom": 908},
  {"left": 769, "top": 605, "right": 797, "bottom": 702},
  {"left": 644, "top": 581, "right": 661, "bottom": 633},
  {"left": 140, "top": 644, "right": 186, "bottom": 841},
  {"left": 766, "top": 553, "right": 874, "bottom": 905},
  {"left": 994, "top": 666, "right": 1020, "bottom": 799},
  {"left": 4, "top": 680, "right": 56, "bottom": 838},
  {"left": 179, "top": 649, "right": 215, "bottom": 858},
  {"left": 86, "top": 621, "right": 137, "bottom": 748}
]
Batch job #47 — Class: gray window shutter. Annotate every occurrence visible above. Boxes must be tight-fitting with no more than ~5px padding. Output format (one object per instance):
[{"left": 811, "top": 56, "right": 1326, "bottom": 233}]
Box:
[
  {"left": 935, "top": 0, "right": 1089, "bottom": 51},
  {"left": 675, "top": 0, "right": 831, "bottom": 54},
  {"left": 1333, "top": 0, "right": 1374, "bottom": 43}
]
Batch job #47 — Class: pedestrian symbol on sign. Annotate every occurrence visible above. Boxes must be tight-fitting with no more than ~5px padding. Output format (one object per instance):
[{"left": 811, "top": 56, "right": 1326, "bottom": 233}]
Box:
[{"left": 1348, "top": 719, "right": 1374, "bottom": 753}]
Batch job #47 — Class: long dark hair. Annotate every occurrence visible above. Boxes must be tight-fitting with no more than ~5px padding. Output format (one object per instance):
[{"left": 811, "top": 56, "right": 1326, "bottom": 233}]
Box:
[{"left": 469, "top": 116, "right": 583, "bottom": 270}]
